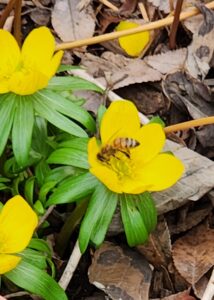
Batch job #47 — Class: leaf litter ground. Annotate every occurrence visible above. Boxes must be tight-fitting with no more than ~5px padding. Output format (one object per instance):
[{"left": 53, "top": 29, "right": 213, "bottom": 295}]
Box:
[{"left": 1, "top": 0, "right": 214, "bottom": 299}]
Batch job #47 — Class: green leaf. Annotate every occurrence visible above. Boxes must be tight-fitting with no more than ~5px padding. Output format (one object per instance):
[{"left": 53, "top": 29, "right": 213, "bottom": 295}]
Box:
[
  {"left": 29, "top": 238, "right": 52, "bottom": 256},
  {"left": 46, "top": 172, "right": 98, "bottom": 206},
  {"left": 36, "top": 89, "right": 96, "bottom": 133},
  {"left": 32, "top": 93, "right": 87, "bottom": 137},
  {"left": 120, "top": 194, "right": 148, "bottom": 247},
  {"left": 97, "top": 105, "right": 106, "bottom": 127},
  {"left": 24, "top": 177, "right": 35, "bottom": 206},
  {"left": 47, "top": 148, "right": 88, "bottom": 169},
  {"left": 47, "top": 138, "right": 89, "bottom": 169},
  {"left": 35, "top": 159, "right": 51, "bottom": 187},
  {"left": 135, "top": 192, "right": 157, "bottom": 232},
  {"left": 12, "top": 96, "right": 34, "bottom": 167},
  {"left": 39, "top": 181, "right": 57, "bottom": 204},
  {"left": 0, "top": 93, "right": 16, "bottom": 156},
  {"left": 20, "top": 248, "right": 47, "bottom": 270},
  {"left": 57, "top": 65, "right": 82, "bottom": 73},
  {"left": 5, "top": 260, "right": 68, "bottom": 300},
  {"left": 79, "top": 183, "right": 118, "bottom": 253},
  {"left": 149, "top": 116, "right": 165, "bottom": 127},
  {"left": 48, "top": 76, "right": 103, "bottom": 93},
  {"left": 32, "top": 116, "right": 51, "bottom": 157},
  {"left": 44, "top": 166, "right": 76, "bottom": 183}
]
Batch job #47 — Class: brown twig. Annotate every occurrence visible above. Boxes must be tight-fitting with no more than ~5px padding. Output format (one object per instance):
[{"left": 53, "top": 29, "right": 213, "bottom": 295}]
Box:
[
  {"left": 138, "top": 2, "right": 149, "bottom": 22},
  {"left": 164, "top": 116, "right": 214, "bottom": 134},
  {"left": 13, "top": 0, "right": 22, "bottom": 46},
  {"left": 55, "top": 1, "right": 214, "bottom": 51},
  {"left": 0, "top": 0, "right": 16, "bottom": 28},
  {"left": 169, "top": 0, "right": 184, "bottom": 49}
]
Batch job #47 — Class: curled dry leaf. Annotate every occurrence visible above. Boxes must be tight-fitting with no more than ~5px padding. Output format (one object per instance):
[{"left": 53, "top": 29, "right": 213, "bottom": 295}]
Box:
[
  {"left": 163, "top": 71, "right": 214, "bottom": 148},
  {"left": 137, "top": 216, "right": 171, "bottom": 268},
  {"left": 52, "top": 0, "right": 95, "bottom": 41},
  {"left": 172, "top": 224, "right": 214, "bottom": 285},
  {"left": 185, "top": 5, "right": 214, "bottom": 79},
  {"left": 88, "top": 242, "right": 153, "bottom": 300}
]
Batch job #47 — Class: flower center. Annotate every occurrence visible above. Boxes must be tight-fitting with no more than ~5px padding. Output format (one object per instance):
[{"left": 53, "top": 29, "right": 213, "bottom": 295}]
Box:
[{"left": 105, "top": 150, "right": 135, "bottom": 180}]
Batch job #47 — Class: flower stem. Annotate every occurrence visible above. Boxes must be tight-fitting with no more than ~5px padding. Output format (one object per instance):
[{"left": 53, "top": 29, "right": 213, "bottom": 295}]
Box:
[
  {"left": 169, "top": 0, "right": 184, "bottom": 49},
  {"left": 164, "top": 116, "right": 214, "bottom": 133},
  {"left": 55, "top": 1, "right": 214, "bottom": 51},
  {"left": 0, "top": 0, "right": 16, "bottom": 28},
  {"left": 13, "top": 0, "right": 22, "bottom": 46}
]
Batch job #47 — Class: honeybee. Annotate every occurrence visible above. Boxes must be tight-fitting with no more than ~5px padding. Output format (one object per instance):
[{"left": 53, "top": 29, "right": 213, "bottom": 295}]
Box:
[{"left": 97, "top": 137, "right": 140, "bottom": 163}]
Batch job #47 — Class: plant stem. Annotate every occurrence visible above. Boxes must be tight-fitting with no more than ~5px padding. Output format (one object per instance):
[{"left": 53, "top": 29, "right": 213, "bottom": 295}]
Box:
[
  {"left": 13, "top": 0, "right": 22, "bottom": 46},
  {"left": 55, "top": 1, "right": 214, "bottom": 51},
  {"left": 0, "top": 0, "right": 16, "bottom": 28},
  {"left": 164, "top": 116, "right": 214, "bottom": 133},
  {"left": 169, "top": 0, "right": 184, "bottom": 49}
]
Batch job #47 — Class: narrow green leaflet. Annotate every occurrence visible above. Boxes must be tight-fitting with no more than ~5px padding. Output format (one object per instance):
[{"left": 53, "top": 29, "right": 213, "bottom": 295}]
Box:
[
  {"left": 24, "top": 177, "right": 35, "bottom": 206},
  {"left": 46, "top": 172, "right": 98, "bottom": 206},
  {"left": 32, "top": 94, "right": 87, "bottom": 137},
  {"left": 36, "top": 89, "right": 96, "bottom": 133},
  {"left": 47, "top": 138, "right": 89, "bottom": 169},
  {"left": 19, "top": 248, "right": 47, "bottom": 270},
  {"left": 5, "top": 260, "right": 67, "bottom": 300},
  {"left": 47, "top": 148, "right": 89, "bottom": 169},
  {"left": 29, "top": 238, "right": 52, "bottom": 256},
  {"left": 44, "top": 166, "right": 76, "bottom": 183},
  {"left": 0, "top": 94, "right": 16, "bottom": 156},
  {"left": 79, "top": 183, "right": 118, "bottom": 253},
  {"left": 12, "top": 96, "right": 34, "bottom": 166},
  {"left": 120, "top": 194, "right": 148, "bottom": 247},
  {"left": 48, "top": 76, "right": 103, "bottom": 93},
  {"left": 135, "top": 192, "right": 157, "bottom": 233},
  {"left": 148, "top": 116, "right": 165, "bottom": 127}
]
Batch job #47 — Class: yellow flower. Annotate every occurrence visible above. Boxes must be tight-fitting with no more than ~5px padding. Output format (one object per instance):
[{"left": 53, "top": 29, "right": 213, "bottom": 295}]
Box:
[
  {"left": 116, "top": 21, "right": 150, "bottom": 57},
  {"left": 0, "top": 27, "right": 63, "bottom": 95},
  {"left": 88, "top": 101, "right": 184, "bottom": 194},
  {"left": 0, "top": 196, "right": 38, "bottom": 274}
]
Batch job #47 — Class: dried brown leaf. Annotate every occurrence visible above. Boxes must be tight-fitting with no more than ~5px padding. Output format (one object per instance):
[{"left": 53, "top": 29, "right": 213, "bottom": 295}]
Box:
[
  {"left": 52, "top": 0, "right": 95, "bottom": 42},
  {"left": 89, "top": 242, "right": 153, "bottom": 300},
  {"left": 185, "top": 5, "right": 214, "bottom": 79},
  {"left": 145, "top": 49, "right": 187, "bottom": 74},
  {"left": 172, "top": 224, "right": 214, "bottom": 284}
]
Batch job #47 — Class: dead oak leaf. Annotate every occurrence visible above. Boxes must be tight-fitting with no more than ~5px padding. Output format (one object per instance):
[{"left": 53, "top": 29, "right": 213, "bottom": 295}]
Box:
[
  {"left": 172, "top": 224, "right": 214, "bottom": 285},
  {"left": 52, "top": 0, "right": 95, "bottom": 42}
]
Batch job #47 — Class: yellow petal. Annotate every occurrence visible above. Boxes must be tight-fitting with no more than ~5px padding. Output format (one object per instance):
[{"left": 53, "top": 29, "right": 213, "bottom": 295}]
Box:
[
  {"left": 100, "top": 101, "right": 140, "bottom": 144},
  {"left": 0, "top": 78, "right": 10, "bottom": 94},
  {"left": 21, "top": 27, "right": 55, "bottom": 70},
  {"left": 0, "top": 254, "right": 21, "bottom": 274},
  {"left": 0, "top": 196, "right": 38, "bottom": 253},
  {"left": 131, "top": 123, "right": 166, "bottom": 165},
  {"left": 135, "top": 153, "right": 184, "bottom": 192},
  {"left": 9, "top": 70, "right": 49, "bottom": 95},
  {"left": 88, "top": 137, "right": 123, "bottom": 193},
  {"left": 47, "top": 50, "right": 64, "bottom": 78},
  {"left": 0, "top": 29, "right": 20, "bottom": 77},
  {"left": 116, "top": 21, "right": 150, "bottom": 57}
]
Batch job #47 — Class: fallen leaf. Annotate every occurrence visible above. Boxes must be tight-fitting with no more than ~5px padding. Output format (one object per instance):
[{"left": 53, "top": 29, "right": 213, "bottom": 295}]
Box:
[
  {"left": 119, "top": 0, "right": 138, "bottom": 16},
  {"left": 52, "top": 0, "right": 95, "bottom": 41},
  {"left": 172, "top": 224, "right": 214, "bottom": 284},
  {"left": 30, "top": 8, "right": 51, "bottom": 26},
  {"left": 89, "top": 242, "right": 153, "bottom": 300},
  {"left": 80, "top": 51, "right": 162, "bottom": 89},
  {"left": 151, "top": 289, "right": 196, "bottom": 300},
  {"left": 145, "top": 49, "right": 187, "bottom": 74},
  {"left": 185, "top": 5, "right": 214, "bottom": 79},
  {"left": 137, "top": 216, "right": 171, "bottom": 268},
  {"left": 163, "top": 72, "right": 214, "bottom": 148}
]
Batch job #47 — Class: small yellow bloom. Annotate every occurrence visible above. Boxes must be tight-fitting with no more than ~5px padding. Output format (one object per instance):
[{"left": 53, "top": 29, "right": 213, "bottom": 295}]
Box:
[
  {"left": 116, "top": 21, "right": 150, "bottom": 57},
  {"left": 0, "top": 196, "right": 38, "bottom": 274},
  {"left": 0, "top": 27, "right": 63, "bottom": 95},
  {"left": 88, "top": 101, "right": 184, "bottom": 194}
]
